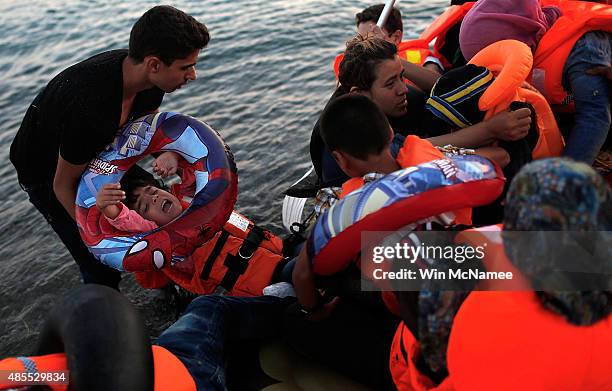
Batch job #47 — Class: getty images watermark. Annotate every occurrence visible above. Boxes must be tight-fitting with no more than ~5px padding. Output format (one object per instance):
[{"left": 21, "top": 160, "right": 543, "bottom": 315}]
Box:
[{"left": 360, "top": 229, "right": 612, "bottom": 291}]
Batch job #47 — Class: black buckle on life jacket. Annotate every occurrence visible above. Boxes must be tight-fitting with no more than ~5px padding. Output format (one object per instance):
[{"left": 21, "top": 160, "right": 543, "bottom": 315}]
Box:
[{"left": 217, "top": 225, "right": 266, "bottom": 293}]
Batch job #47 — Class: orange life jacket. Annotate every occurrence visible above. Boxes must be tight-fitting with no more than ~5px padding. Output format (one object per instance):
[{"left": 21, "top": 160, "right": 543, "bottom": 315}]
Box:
[
  {"left": 339, "top": 136, "right": 474, "bottom": 317},
  {"left": 420, "top": 2, "right": 475, "bottom": 70},
  {"left": 531, "top": 0, "right": 612, "bottom": 110},
  {"left": 388, "top": 225, "right": 509, "bottom": 391},
  {"left": 420, "top": 1, "right": 612, "bottom": 110},
  {"left": 419, "top": 0, "right": 611, "bottom": 111},
  {"left": 135, "top": 211, "right": 285, "bottom": 297},
  {"left": 390, "top": 225, "right": 612, "bottom": 391},
  {"left": 333, "top": 2, "right": 477, "bottom": 78},
  {"left": 0, "top": 346, "right": 196, "bottom": 391},
  {"left": 333, "top": 38, "right": 433, "bottom": 79},
  {"left": 468, "top": 39, "right": 565, "bottom": 159},
  {"left": 389, "top": 323, "right": 455, "bottom": 391},
  {"left": 340, "top": 136, "right": 472, "bottom": 226}
]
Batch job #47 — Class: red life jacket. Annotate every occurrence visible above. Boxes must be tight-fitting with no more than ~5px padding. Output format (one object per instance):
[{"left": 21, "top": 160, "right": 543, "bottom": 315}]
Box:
[
  {"left": 0, "top": 346, "right": 196, "bottom": 391},
  {"left": 135, "top": 211, "right": 285, "bottom": 297}
]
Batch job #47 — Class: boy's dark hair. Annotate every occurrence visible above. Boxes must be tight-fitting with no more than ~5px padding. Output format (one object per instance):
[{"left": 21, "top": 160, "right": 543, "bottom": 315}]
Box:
[
  {"left": 339, "top": 36, "right": 397, "bottom": 92},
  {"left": 120, "top": 165, "right": 167, "bottom": 207},
  {"left": 129, "top": 5, "right": 210, "bottom": 65},
  {"left": 320, "top": 94, "right": 392, "bottom": 160},
  {"left": 355, "top": 4, "right": 403, "bottom": 34}
]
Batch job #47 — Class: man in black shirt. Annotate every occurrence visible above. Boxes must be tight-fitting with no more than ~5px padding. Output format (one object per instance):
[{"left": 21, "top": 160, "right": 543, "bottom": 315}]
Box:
[{"left": 10, "top": 5, "right": 210, "bottom": 289}]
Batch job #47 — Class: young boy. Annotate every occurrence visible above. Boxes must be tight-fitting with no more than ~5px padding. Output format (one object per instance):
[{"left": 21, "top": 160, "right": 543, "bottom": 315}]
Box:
[
  {"left": 355, "top": 3, "right": 444, "bottom": 74},
  {"left": 294, "top": 94, "right": 509, "bottom": 318},
  {"left": 321, "top": 94, "right": 506, "bottom": 206},
  {"left": 96, "top": 152, "right": 183, "bottom": 231}
]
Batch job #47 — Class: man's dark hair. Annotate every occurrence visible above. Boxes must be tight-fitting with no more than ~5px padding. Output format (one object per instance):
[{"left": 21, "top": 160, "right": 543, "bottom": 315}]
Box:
[
  {"left": 355, "top": 4, "right": 403, "bottom": 34},
  {"left": 129, "top": 5, "right": 210, "bottom": 65},
  {"left": 339, "top": 36, "right": 397, "bottom": 92},
  {"left": 320, "top": 94, "right": 392, "bottom": 160}
]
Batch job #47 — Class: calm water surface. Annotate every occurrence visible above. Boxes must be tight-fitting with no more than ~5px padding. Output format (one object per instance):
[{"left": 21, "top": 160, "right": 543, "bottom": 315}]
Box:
[{"left": 0, "top": 0, "right": 449, "bottom": 355}]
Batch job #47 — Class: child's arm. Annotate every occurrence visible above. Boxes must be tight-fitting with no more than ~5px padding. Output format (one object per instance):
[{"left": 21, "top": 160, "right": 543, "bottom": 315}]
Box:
[
  {"left": 152, "top": 151, "right": 180, "bottom": 178},
  {"left": 96, "top": 183, "right": 125, "bottom": 219},
  {"left": 474, "top": 146, "right": 511, "bottom": 168}
]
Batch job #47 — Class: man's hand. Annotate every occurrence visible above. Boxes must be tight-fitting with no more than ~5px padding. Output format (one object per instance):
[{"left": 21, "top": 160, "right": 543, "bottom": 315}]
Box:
[
  {"left": 587, "top": 66, "right": 612, "bottom": 81},
  {"left": 486, "top": 108, "right": 531, "bottom": 141},
  {"left": 364, "top": 24, "right": 386, "bottom": 40},
  {"left": 152, "top": 151, "right": 180, "bottom": 178},
  {"left": 292, "top": 246, "right": 341, "bottom": 321},
  {"left": 95, "top": 183, "right": 125, "bottom": 219},
  {"left": 304, "top": 296, "right": 341, "bottom": 322}
]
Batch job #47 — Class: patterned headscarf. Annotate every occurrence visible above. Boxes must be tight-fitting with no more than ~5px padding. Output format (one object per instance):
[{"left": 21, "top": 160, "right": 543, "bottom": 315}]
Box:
[
  {"left": 503, "top": 158, "right": 612, "bottom": 325},
  {"left": 417, "top": 158, "right": 611, "bottom": 381}
]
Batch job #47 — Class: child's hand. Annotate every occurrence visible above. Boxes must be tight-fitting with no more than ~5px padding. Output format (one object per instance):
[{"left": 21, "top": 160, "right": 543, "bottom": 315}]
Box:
[
  {"left": 152, "top": 152, "right": 180, "bottom": 178},
  {"left": 96, "top": 183, "right": 125, "bottom": 219}
]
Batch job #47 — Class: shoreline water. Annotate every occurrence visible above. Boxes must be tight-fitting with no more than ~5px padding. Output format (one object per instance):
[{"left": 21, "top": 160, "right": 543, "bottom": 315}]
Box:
[{"left": 0, "top": 0, "right": 449, "bottom": 356}]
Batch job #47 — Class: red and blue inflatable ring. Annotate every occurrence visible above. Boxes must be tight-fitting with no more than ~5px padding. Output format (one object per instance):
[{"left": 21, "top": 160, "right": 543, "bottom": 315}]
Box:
[{"left": 75, "top": 112, "right": 238, "bottom": 272}]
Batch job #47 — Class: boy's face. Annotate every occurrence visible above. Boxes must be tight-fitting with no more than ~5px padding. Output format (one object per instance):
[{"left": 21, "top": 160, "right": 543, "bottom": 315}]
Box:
[
  {"left": 129, "top": 185, "right": 183, "bottom": 226},
  {"left": 360, "top": 56, "right": 408, "bottom": 118},
  {"left": 148, "top": 49, "right": 200, "bottom": 92}
]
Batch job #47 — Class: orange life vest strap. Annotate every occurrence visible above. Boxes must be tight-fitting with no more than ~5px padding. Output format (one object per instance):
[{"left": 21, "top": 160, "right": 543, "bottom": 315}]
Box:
[{"left": 340, "top": 177, "right": 365, "bottom": 199}]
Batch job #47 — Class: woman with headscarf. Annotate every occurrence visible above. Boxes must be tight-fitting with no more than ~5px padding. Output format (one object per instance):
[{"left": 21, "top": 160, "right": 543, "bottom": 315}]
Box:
[{"left": 391, "top": 158, "right": 612, "bottom": 390}]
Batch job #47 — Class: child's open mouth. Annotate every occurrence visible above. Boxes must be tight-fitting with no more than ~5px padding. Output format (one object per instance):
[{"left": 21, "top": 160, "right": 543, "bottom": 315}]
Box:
[{"left": 161, "top": 199, "right": 172, "bottom": 213}]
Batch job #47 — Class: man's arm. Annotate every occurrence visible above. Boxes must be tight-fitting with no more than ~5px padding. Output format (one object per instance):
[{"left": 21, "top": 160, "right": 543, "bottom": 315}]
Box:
[
  {"left": 427, "top": 119, "right": 495, "bottom": 148},
  {"left": 427, "top": 108, "right": 532, "bottom": 148},
  {"left": 292, "top": 247, "right": 321, "bottom": 311},
  {"left": 363, "top": 25, "right": 441, "bottom": 92},
  {"left": 53, "top": 156, "right": 88, "bottom": 220},
  {"left": 292, "top": 246, "right": 341, "bottom": 321},
  {"left": 400, "top": 58, "right": 440, "bottom": 92}
]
